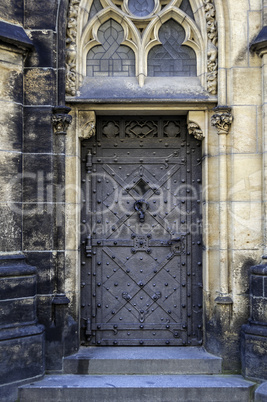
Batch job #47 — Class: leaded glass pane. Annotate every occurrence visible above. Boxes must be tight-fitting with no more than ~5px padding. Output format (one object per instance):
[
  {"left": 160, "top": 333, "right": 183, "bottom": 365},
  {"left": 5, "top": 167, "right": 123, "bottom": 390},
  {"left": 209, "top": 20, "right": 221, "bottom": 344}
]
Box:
[
  {"left": 88, "top": 0, "right": 103, "bottom": 20},
  {"left": 86, "top": 19, "right": 135, "bottom": 77},
  {"left": 180, "top": 0, "right": 195, "bottom": 20},
  {"left": 128, "top": 0, "right": 155, "bottom": 17},
  {"left": 147, "top": 19, "right": 197, "bottom": 77}
]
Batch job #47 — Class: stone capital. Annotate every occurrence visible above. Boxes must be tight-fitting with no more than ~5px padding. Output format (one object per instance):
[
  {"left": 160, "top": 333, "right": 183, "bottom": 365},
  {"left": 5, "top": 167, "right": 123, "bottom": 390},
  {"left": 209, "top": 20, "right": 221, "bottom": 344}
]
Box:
[
  {"left": 211, "top": 106, "right": 233, "bottom": 135},
  {"left": 52, "top": 106, "right": 72, "bottom": 135}
]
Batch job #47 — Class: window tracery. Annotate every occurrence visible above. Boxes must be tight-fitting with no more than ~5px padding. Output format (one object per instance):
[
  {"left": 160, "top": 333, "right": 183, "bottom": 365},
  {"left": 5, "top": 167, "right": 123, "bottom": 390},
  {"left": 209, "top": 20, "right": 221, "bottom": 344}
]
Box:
[
  {"left": 66, "top": 0, "right": 218, "bottom": 97},
  {"left": 86, "top": 19, "right": 135, "bottom": 77},
  {"left": 147, "top": 19, "right": 197, "bottom": 77}
]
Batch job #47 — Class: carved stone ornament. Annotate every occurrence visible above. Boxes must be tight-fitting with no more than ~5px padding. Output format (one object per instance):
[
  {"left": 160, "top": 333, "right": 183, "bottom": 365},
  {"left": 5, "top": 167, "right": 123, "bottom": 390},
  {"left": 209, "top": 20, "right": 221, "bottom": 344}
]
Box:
[
  {"left": 204, "top": 0, "right": 218, "bottom": 95},
  {"left": 66, "top": 0, "right": 81, "bottom": 96},
  {"left": 78, "top": 111, "right": 96, "bottom": 140},
  {"left": 188, "top": 121, "right": 205, "bottom": 141},
  {"left": 52, "top": 106, "right": 72, "bottom": 135},
  {"left": 211, "top": 106, "right": 233, "bottom": 135}
]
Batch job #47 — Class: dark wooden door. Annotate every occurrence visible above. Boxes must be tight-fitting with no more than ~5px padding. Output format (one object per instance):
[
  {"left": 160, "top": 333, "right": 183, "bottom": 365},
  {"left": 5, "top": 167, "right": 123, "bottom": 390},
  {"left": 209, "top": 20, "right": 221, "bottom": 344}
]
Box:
[{"left": 81, "top": 116, "right": 203, "bottom": 346}]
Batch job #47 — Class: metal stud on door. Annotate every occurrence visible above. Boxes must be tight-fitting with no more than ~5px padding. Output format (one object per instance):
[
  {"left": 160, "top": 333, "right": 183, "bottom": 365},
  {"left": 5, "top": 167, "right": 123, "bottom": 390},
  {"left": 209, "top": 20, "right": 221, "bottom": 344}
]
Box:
[{"left": 81, "top": 116, "right": 203, "bottom": 346}]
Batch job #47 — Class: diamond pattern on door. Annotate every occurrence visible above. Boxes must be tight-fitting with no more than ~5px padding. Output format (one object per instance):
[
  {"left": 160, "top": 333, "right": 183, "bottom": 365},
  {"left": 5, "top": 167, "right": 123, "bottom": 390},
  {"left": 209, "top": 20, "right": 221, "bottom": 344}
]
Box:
[{"left": 81, "top": 116, "right": 203, "bottom": 346}]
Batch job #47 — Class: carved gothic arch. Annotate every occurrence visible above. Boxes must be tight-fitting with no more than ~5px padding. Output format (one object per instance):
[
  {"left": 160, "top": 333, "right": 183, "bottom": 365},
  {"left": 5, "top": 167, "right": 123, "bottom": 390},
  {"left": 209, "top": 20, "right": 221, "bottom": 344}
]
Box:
[
  {"left": 66, "top": 0, "right": 218, "bottom": 96},
  {"left": 80, "top": 8, "right": 141, "bottom": 80},
  {"left": 142, "top": 7, "right": 204, "bottom": 86}
]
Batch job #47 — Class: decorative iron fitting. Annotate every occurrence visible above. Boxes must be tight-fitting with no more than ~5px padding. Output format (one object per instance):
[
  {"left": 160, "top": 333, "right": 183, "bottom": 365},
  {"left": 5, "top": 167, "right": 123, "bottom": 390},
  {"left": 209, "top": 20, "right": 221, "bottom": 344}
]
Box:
[
  {"left": 211, "top": 106, "right": 233, "bottom": 135},
  {"left": 86, "top": 235, "right": 92, "bottom": 258},
  {"left": 188, "top": 121, "right": 205, "bottom": 141},
  {"left": 52, "top": 106, "right": 72, "bottom": 135}
]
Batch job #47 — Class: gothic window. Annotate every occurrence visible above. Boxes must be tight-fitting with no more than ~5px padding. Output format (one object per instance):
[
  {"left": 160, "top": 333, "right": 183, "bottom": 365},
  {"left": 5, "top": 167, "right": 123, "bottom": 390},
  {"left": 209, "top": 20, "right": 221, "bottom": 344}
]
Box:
[
  {"left": 147, "top": 19, "right": 197, "bottom": 77},
  {"left": 128, "top": 0, "right": 155, "bottom": 17},
  {"left": 68, "top": 0, "right": 213, "bottom": 97},
  {"left": 86, "top": 19, "right": 135, "bottom": 77}
]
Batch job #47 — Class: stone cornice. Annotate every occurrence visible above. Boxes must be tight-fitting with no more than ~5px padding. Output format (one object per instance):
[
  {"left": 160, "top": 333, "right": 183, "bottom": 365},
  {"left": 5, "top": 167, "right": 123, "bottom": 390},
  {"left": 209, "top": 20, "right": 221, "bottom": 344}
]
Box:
[
  {"left": 0, "top": 20, "right": 33, "bottom": 52},
  {"left": 250, "top": 26, "right": 267, "bottom": 56}
]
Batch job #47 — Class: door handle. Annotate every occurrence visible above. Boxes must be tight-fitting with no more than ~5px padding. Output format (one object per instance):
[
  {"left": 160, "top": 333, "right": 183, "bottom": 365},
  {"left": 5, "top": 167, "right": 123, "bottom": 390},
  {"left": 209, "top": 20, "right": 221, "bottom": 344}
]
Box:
[{"left": 134, "top": 199, "right": 149, "bottom": 223}]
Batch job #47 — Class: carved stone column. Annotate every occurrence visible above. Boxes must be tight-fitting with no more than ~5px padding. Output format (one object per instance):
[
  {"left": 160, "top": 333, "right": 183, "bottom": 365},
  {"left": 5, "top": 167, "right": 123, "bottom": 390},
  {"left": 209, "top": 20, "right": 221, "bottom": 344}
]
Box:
[{"left": 211, "top": 106, "right": 233, "bottom": 304}]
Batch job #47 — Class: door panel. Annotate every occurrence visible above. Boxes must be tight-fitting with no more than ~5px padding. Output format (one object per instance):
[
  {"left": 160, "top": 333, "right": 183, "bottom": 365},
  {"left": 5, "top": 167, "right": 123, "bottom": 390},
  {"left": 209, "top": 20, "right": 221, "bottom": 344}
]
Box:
[{"left": 81, "top": 116, "right": 203, "bottom": 346}]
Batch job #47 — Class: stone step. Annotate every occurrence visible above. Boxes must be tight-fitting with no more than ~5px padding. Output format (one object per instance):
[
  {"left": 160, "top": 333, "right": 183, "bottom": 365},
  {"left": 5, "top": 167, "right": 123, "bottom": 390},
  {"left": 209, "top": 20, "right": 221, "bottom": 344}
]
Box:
[
  {"left": 63, "top": 346, "right": 222, "bottom": 375},
  {"left": 19, "top": 374, "right": 255, "bottom": 402}
]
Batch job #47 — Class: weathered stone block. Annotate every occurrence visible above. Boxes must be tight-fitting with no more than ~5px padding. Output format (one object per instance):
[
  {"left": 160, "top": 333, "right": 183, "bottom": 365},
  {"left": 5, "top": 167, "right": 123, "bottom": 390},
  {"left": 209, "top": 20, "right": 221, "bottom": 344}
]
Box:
[
  {"left": 36, "top": 295, "right": 54, "bottom": 328},
  {"left": 24, "top": 68, "right": 56, "bottom": 105},
  {"left": 251, "top": 275, "right": 264, "bottom": 297},
  {"left": 24, "top": 0, "right": 58, "bottom": 30},
  {"left": 0, "top": 151, "right": 22, "bottom": 202},
  {"left": 0, "top": 298, "right": 36, "bottom": 326},
  {"left": 25, "top": 30, "right": 56, "bottom": 68},
  {"left": 23, "top": 203, "right": 54, "bottom": 250},
  {"left": 0, "top": 275, "right": 36, "bottom": 301},
  {"left": 251, "top": 297, "right": 267, "bottom": 323},
  {"left": 0, "top": 0, "right": 23, "bottom": 24},
  {"left": 231, "top": 106, "right": 258, "bottom": 153},
  {"left": 25, "top": 251, "right": 55, "bottom": 295},
  {"left": 229, "top": 154, "right": 261, "bottom": 202},
  {"left": 0, "top": 325, "right": 44, "bottom": 391},
  {"left": 23, "top": 154, "right": 53, "bottom": 203},
  {"left": 231, "top": 68, "right": 262, "bottom": 105},
  {"left": 0, "top": 58, "right": 23, "bottom": 103},
  {"left": 241, "top": 324, "right": 267, "bottom": 380},
  {"left": 0, "top": 102, "right": 22, "bottom": 151},
  {"left": 230, "top": 202, "right": 262, "bottom": 250},
  {"left": 23, "top": 106, "right": 53, "bottom": 153},
  {"left": 0, "top": 204, "right": 22, "bottom": 252}
]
